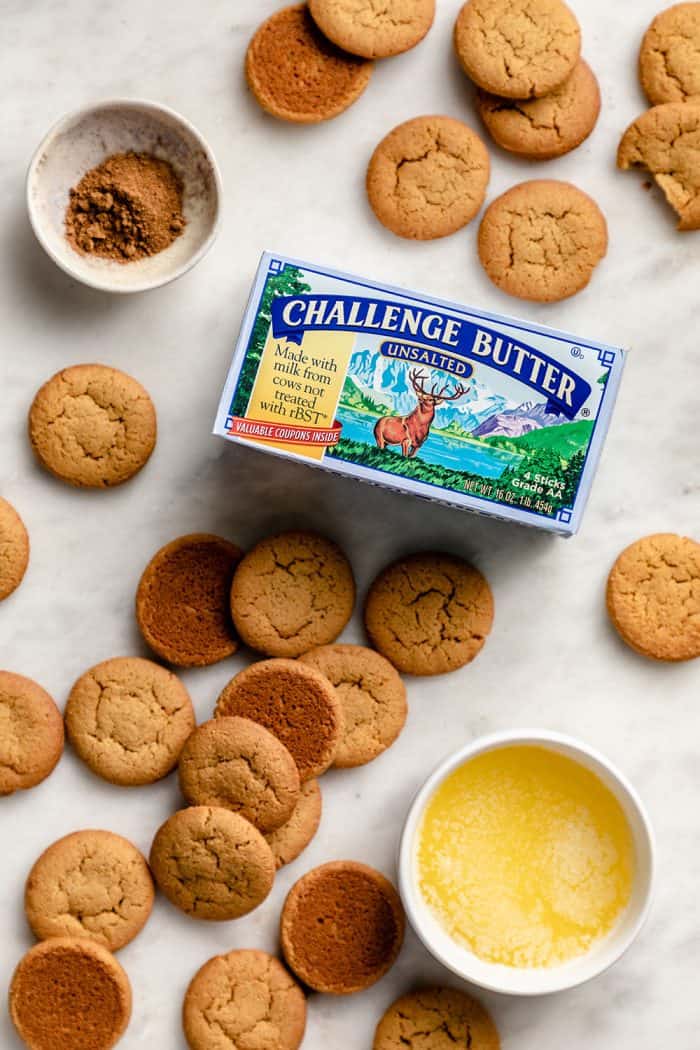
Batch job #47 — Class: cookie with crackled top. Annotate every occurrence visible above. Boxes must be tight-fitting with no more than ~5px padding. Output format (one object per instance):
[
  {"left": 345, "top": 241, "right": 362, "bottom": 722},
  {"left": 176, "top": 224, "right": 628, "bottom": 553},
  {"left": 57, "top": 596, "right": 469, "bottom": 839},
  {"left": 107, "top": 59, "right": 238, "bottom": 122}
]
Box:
[
  {"left": 299, "top": 644, "right": 407, "bottom": 767},
  {"left": 28, "top": 364, "right": 156, "bottom": 487},
  {"left": 265, "top": 779, "right": 322, "bottom": 869},
  {"left": 373, "top": 987, "right": 500, "bottom": 1050},
  {"left": 617, "top": 101, "right": 700, "bottom": 231},
  {"left": 364, "top": 552, "right": 494, "bottom": 675},
  {"left": 0, "top": 498, "right": 29, "bottom": 601},
  {"left": 183, "top": 949, "right": 306, "bottom": 1050},
  {"left": 477, "top": 59, "right": 600, "bottom": 160},
  {"left": 178, "top": 716, "right": 300, "bottom": 833},
  {"left": 606, "top": 533, "right": 700, "bottom": 661},
  {"left": 149, "top": 806, "right": 275, "bottom": 920},
  {"left": 230, "top": 530, "right": 355, "bottom": 658},
  {"left": 25, "top": 829, "right": 154, "bottom": 952},
  {"left": 66, "top": 656, "right": 195, "bottom": 786},
  {"left": 454, "top": 0, "right": 581, "bottom": 99},
  {"left": 478, "top": 180, "right": 608, "bottom": 302},
  {"left": 309, "top": 0, "right": 435, "bottom": 59},
  {"left": 640, "top": 3, "right": 700, "bottom": 104},
  {"left": 0, "top": 671, "right": 64, "bottom": 796},
  {"left": 366, "top": 115, "right": 490, "bottom": 239}
]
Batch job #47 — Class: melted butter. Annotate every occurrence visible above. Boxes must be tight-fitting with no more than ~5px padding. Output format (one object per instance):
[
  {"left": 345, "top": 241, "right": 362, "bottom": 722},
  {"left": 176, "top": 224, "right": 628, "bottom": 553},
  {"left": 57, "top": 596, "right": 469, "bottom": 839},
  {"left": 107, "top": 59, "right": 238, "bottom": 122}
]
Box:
[{"left": 417, "top": 745, "right": 635, "bottom": 968}]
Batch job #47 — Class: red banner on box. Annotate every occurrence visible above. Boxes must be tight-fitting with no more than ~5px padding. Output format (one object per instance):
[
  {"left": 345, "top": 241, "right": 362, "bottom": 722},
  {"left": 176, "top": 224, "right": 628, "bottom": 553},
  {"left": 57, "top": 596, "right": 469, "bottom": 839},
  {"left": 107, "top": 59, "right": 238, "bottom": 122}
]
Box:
[{"left": 228, "top": 417, "right": 342, "bottom": 446}]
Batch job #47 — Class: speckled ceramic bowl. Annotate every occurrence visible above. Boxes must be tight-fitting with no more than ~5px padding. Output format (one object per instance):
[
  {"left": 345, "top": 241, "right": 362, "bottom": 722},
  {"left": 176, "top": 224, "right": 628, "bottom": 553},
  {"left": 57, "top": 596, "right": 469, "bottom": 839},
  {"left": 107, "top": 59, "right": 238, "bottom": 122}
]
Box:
[
  {"left": 399, "top": 729, "right": 655, "bottom": 996},
  {"left": 26, "top": 98, "right": 222, "bottom": 293}
]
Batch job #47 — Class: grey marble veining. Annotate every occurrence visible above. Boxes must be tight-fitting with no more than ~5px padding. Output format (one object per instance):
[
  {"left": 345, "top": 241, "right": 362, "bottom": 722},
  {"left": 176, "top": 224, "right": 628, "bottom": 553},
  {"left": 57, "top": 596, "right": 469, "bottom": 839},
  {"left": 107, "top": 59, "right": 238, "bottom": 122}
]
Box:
[{"left": 1, "top": 1, "right": 699, "bottom": 1047}]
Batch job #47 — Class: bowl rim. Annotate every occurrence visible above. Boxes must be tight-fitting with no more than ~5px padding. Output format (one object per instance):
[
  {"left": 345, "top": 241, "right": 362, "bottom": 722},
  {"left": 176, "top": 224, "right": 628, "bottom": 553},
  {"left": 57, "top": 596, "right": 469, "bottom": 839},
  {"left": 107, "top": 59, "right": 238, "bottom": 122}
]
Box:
[
  {"left": 398, "top": 727, "right": 656, "bottom": 997},
  {"left": 25, "top": 96, "right": 223, "bottom": 294}
]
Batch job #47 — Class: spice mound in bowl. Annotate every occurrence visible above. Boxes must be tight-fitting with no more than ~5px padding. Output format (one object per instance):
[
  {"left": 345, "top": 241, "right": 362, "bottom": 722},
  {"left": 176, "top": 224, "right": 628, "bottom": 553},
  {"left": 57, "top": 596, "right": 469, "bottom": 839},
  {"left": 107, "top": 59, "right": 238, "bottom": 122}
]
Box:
[
  {"left": 66, "top": 151, "right": 186, "bottom": 263},
  {"left": 27, "top": 99, "right": 221, "bottom": 293}
]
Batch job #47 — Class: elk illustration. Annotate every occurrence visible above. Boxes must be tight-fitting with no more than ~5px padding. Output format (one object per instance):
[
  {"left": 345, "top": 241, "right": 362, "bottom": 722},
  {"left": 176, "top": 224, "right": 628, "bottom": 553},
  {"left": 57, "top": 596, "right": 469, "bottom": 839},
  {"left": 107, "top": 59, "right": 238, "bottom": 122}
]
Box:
[{"left": 374, "top": 368, "right": 469, "bottom": 458}]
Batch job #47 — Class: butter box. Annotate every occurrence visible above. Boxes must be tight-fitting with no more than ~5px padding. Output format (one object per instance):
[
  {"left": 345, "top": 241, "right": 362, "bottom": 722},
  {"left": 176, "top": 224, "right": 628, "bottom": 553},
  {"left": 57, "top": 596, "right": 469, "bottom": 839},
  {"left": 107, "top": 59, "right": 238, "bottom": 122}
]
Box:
[{"left": 214, "top": 253, "right": 625, "bottom": 535}]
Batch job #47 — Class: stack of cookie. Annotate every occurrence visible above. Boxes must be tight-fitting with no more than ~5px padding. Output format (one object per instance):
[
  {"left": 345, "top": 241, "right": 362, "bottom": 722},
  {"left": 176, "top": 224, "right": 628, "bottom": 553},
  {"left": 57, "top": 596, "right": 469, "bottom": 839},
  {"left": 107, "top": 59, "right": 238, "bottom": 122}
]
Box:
[
  {"left": 618, "top": 3, "right": 700, "bottom": 231},
  {"left": 246, "top": 2, "right": 436, "bottom": 124}
]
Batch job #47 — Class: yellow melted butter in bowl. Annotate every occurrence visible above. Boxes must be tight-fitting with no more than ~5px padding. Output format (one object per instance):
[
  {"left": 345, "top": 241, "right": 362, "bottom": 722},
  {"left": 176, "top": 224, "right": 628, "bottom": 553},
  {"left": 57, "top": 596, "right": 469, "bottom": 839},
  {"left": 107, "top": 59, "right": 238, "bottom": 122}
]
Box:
[{"left": 416, "top": 745, "right": 635, "bottom": 969}]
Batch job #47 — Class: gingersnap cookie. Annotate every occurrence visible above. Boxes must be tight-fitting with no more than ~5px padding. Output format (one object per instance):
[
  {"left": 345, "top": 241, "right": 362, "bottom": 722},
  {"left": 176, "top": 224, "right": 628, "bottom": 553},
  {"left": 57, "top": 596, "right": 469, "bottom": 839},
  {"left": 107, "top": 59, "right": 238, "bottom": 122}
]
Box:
[
  {"left": 373, "top": 987, "right": 500, "bottom": 1050},
  {"left": 280, "top": 860, "right": 405, "bottom": 994},
  {"left": 0, "top": 671, "right": 63, "bottom": 795},
  {"left": 137, "top": 533, "right": 243, "bottom": 666},
  {"left": 246, "top": 4, "right": 372, "bottom": 123},
  {"left": 366, "top": 115, "right": 489, "bottom": 240},
  {"left": 0, "top": 497, "right": 29, "bottom": 600},
  {"left": 606, "top": 533, "right": 700, "bottom": 661},
  {"left": 309, "top": 0, "right": 435, "bottom": 59},
  {"left": 25, "top": 829, "right": 154, "bottom": 952},
  {"left": 179, "top": 716, "right": 301, "bottom": 833},
  {"left": 454, "top": 0, "right": 581, "bottom": 99},
  {"left": 65, "top": 656, "right": 195, "bottom": 786},
  {"left": 640, "top": 3, "right": 700, "bottom": 104},
  {"left": 28, "top": 364, "right": 156, "bottom": 488},
  {"left": 9, "top": 936, "right": 132, "bottom": 1050},
  {"left": 231, "top": 530, "right": 355, "bottom": 658},
  {"left": 478, "top": 180, "right": 608, "bottom": 302},
  {"left": 477, "top": 59, "right": 600, "bottom": 160},
  {"left": 299, "top": 644, "right": 407, "bottom": 767},
  {"left": 215, "top": 659, "right": 342, "bottom": 781},
  {"left": 183, "top": 949, "right": 307, "bottom": 1050},
  {"left": 265, "top": 779, "right": 322, "bottom": 869},
  {"left": 364, "top": 552, "right": 494, "bottom": 676},
  {"left": 618, "top": 102, "right": 700, "bottom": 231},
  {"left": 150, "top": 806, "right": 275, "bottom": 920}
]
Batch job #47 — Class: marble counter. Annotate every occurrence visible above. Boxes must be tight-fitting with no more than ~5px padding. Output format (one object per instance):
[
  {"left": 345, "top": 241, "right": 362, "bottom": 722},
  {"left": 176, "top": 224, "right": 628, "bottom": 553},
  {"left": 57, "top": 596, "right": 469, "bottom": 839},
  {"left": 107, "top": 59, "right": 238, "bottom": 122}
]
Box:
[{"left": 1, "top": 1, "right": 699, "bottom": 1046}]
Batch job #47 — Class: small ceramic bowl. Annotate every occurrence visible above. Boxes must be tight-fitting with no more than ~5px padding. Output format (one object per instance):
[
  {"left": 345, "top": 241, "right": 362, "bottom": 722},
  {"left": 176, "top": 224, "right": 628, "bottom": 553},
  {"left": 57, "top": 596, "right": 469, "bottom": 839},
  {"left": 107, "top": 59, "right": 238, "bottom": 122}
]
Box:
[
  {"left": 399, "top": 729, "right": 655, "bottom": 996},
  {"left": 27, "top": 98, "right": 222, "bottom": 293}
]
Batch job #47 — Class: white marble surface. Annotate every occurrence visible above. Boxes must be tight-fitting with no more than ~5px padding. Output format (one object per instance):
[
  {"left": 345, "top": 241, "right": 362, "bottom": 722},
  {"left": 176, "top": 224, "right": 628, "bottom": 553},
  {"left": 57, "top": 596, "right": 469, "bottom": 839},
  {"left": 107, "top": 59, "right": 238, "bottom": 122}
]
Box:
[{"left": 1, "top": 1, "right": 699, "bottom": 1047}]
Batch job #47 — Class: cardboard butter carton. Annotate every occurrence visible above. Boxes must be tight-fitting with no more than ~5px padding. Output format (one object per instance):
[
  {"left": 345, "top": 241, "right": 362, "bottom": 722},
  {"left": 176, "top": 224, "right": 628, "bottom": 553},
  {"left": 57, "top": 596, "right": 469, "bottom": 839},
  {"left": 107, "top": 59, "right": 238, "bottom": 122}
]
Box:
[{"left": 214, "top": 253, "right": 625, "bottom": 535}]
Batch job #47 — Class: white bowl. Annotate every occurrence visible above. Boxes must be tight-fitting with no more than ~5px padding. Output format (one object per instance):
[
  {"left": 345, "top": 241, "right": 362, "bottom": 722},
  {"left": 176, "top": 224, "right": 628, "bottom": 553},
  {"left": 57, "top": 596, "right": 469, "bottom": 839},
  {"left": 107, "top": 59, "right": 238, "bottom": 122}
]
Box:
[
  {"left": 26, "top": 98, "right": 222, "bottom": 293},
  {"left": 399, "top": 729, "right": 655, "bottom": 996}
]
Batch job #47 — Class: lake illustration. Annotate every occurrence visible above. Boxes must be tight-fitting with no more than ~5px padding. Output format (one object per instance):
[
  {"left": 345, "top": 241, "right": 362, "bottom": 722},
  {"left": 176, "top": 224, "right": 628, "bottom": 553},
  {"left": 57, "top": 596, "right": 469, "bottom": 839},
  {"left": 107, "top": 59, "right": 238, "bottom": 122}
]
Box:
[{"left": 335, "top": 407, "right": 522, "bottom": 480}]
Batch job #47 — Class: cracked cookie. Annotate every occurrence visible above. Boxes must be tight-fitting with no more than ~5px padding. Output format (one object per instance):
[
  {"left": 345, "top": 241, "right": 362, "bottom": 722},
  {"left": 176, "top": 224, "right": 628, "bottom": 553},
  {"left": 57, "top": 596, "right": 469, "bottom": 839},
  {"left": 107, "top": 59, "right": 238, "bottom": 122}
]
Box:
[
  {"left": 265, "top": 778, "right": 322, "bottom": 869},
  {"left": 373, "top": 987, "right": 500, "bottom": 1050},
  {"left": 364, "top": 552, "right": 494, "bottom": 676},
  {"left": 0, "top": 670, "right": 63, "bottom": 796},
  {"left": 65, "top": 656, "right": 195, "bottom": 786},
  {"left": 0, "top": 497, "right": 29, "bottom": 601},
  {"left": 215, "top": 659, "right": 342, "bottom": 781},
  {"left": 617, "top": 101, "right": 700, "bottom": 230},
  {"left": 25, "top": 829, "right": 154, "bottom": 952},
  {"left": 308, "top": 0, "right": 435, "bottom": 59},
  {"left": 640, "top": 3, "right": 700, "bottom": 104},
  {"left": 28, "top": 364, "right": 156, "bottom": 488},
  {"left": 478, "top": 179, "right": 608, "bottom": 302},
  {"left": 10, "top": 936, "right": 132, "bottom": 1050},
  {"left": 606, "top": 533, "right": 700, "bottom": 661},
  {"left": 137, "top": 533, "right": 243, "bottom": 666},
  {"left": 477, "top": 59, "right": 600, "bottom": 160},
  {"left": 183, "top": 948, "right": 306, "bottom": 1050},
  {"left": 246, "top": 3, "right": 373, "bottom": 123},
  {"left": 281, "top": 860, "right": 405, "bottom": 994},
  {"left": 366, "top": 115, "right": 490, "bottom": 239},
  {"left": 149, "top": 805, "right": 275, "bottom": 920},
  {"left": 299, "top": 644, "right": 407, "bottom": 767},
  {"left": 230, "top": 530, "right": 355, "bottom": 658},
  {"left": 454, "top": 0, "right": 581, "bottom": 99},
  {"left": 179, "top": 716, "right": 301, "bottom": 833}
]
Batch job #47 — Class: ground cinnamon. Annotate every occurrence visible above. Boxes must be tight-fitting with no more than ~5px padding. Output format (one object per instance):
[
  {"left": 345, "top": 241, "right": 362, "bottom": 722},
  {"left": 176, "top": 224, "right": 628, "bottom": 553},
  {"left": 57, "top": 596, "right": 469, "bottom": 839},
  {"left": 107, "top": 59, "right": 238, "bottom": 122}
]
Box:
[{"left": 65, "top": 151, "right": 186, "bottom": 263}]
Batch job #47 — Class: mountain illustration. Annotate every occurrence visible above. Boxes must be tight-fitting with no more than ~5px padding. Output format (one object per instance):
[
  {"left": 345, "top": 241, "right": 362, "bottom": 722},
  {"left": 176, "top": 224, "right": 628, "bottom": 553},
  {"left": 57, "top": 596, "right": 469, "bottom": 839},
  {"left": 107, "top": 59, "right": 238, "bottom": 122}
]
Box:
[
  {"left": 472, "top": 400, "right": 568, "bottom": 439},
  {"left": 345, "top": 349, "right": 510, "bottom": 430}
]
